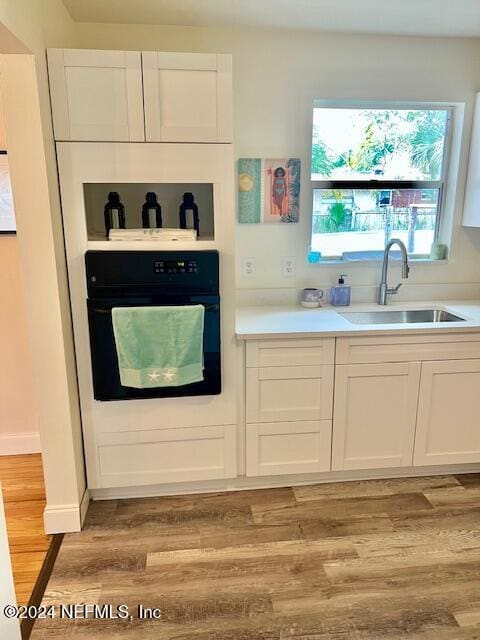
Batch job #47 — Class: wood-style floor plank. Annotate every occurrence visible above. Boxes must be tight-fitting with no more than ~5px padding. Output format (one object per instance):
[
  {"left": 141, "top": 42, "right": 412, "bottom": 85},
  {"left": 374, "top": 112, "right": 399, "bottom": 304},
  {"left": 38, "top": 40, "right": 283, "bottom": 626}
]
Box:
[
  {"left": 455, "top": 473, "right": 480, "bottom": 488},
  {"left": 0, "top": 453, "right": 50, "bottom": 607},
  {"left": 31, "top": 472, "right": 480, "bottom": 639},
  {"left": 424, "top": 486, "right": 480, "bottom": 508},
  {"left": 351, "top": 528, "right": 480, "bottom": 558},
  {"left": 293, "top": 475, "right": 460, "bottom": 502},
  {"left": 251, "top": 491, "right": 434, "bottom": 525}
]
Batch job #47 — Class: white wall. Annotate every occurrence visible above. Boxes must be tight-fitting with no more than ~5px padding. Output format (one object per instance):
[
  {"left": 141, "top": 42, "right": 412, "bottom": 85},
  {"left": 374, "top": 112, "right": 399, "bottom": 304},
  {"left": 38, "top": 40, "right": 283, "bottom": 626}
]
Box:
[
  {"left": 76, "top": 23, "right": 480, "bottom": 303},
  {"left": 0, "top": 236, "right": 39, "bottom": 454},
  {"left": 0, "top": 102, "right": 39, "bottom": 455}
]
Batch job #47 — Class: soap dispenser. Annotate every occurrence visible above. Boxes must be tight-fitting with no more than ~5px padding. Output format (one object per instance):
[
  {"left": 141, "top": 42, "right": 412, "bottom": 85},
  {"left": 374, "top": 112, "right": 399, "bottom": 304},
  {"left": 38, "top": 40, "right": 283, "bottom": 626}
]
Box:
[{"left": 330, "top": 274, "right": 351, "bottom": 307}]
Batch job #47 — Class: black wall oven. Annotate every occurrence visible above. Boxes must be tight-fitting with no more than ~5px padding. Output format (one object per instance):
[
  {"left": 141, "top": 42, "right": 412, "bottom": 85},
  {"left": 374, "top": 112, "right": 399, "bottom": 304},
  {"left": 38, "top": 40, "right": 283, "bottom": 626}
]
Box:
[{"left": 85, "top": 250, "right": 221, "bottom": 401}]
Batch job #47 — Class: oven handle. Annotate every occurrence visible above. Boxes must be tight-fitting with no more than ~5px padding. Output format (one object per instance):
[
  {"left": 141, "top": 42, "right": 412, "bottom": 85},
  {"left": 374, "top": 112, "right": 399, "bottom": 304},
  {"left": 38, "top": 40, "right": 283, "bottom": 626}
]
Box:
[{"left": 90, "top": 303, "right": 220, "bottom": 315}]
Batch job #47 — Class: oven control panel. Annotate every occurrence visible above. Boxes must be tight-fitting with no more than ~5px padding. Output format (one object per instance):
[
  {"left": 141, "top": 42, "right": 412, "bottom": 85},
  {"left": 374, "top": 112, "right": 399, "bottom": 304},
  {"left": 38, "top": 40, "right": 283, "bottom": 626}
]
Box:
[
  {"left": 154, "top": 259, "right": 198, "bottom": 275},
  {"left": 86, "top": 251, "right": 218, "bottom": 294}
]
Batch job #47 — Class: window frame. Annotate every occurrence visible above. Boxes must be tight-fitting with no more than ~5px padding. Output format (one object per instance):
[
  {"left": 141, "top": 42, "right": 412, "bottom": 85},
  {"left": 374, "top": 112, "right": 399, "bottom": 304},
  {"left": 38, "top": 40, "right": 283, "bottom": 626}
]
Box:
[{"left": 310, "top": 101, "right": 454, "bottom": 261}]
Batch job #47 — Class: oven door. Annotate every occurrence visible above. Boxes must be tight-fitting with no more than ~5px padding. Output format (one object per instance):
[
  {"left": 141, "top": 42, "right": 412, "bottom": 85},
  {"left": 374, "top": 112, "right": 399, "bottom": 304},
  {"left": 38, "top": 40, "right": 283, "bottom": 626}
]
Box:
[{"left": 87, "top": 295, "right": 221, "bottom": 401}]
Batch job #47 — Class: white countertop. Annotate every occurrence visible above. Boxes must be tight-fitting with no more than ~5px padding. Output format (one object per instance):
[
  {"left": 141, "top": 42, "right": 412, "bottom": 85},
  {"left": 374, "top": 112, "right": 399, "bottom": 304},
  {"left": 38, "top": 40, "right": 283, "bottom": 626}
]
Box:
[{"left": 236, "top": 300, "right": 480, "bottom": 340}]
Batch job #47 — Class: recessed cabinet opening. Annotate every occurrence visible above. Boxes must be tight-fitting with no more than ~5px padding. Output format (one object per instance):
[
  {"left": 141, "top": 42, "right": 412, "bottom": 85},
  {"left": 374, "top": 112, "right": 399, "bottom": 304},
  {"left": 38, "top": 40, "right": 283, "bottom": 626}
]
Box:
[{"left": 83, "top": 182, "right": 215, "bottom": 241}]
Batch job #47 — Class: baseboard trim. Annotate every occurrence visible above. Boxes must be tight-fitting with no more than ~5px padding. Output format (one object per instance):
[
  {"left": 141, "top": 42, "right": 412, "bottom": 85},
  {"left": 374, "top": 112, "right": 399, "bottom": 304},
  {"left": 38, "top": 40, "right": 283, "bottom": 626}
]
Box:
[
  {"left": 90, "top": 462, "right": 480, "bottom": 501},
  {"left": 43, "top": 489, "right": 90, "bottom": 534},
  {"left": 0, "top": 432, "right": 41, "bottom": 456}
]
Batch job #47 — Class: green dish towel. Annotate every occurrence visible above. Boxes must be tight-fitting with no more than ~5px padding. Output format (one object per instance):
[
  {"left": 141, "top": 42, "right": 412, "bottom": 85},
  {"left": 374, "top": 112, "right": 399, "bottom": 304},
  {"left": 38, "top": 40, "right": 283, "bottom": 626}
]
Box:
[{"left": 112, "top": 305, "right": 205, "bottom": 389}]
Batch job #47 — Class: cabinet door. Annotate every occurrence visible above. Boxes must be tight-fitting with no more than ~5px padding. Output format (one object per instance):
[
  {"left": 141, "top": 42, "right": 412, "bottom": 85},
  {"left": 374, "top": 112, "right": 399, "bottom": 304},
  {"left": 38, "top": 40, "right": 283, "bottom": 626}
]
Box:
[
  {"left": 332, "top": 362, "right": 421, "bottom": 471},
  {"left": 246, "top": 421, "right": 332, "bottom": 476},
  {"left": 414, "top": 359, "right": 480, "bottom": 466},
  {"left": 246, "top": 365, "right": 334, "bottom": 424},
  {"left": 47, "top": 49, "right": 145, "bottom": 141},
  {"left": 142, "top": 52, "right": 233, "bottom": 142}
]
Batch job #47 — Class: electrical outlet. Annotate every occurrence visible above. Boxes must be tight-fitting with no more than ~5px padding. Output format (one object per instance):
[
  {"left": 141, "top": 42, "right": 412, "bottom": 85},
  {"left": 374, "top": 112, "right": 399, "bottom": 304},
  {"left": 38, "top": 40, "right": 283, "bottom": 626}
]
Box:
[
  {"left": 282, "top": 256, "right": 296, "bottom": 278},
  {"left": 242, "top": 257, "right": 256, "bottom": 277}
]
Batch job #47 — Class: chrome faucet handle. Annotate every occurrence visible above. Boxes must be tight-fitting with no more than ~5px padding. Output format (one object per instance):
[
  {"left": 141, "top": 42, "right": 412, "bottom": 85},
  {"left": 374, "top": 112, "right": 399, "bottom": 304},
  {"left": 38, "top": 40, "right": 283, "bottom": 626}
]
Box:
[{"left": 387, "top": 283, "right": 402, "bottom": 295}]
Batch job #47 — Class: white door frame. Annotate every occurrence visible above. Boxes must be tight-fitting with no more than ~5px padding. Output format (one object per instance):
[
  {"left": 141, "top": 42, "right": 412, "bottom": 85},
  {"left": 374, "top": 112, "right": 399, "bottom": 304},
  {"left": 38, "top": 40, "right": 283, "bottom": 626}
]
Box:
[
  {"left": 0, "top": 484, "right": 21, "bottom": 639},
  {"left": 0, "top": 19, "right": 87, "bottom": 533}
]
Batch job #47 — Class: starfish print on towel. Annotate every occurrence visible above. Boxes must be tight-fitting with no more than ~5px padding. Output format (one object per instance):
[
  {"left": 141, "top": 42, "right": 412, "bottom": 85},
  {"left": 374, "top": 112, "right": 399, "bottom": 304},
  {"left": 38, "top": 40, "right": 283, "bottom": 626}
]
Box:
[
  {"left": 148, "top": 370, "right": 161, "bottom": 382},
  {"left": 163, "top": 370, "right": 176, "bottom": 382}
]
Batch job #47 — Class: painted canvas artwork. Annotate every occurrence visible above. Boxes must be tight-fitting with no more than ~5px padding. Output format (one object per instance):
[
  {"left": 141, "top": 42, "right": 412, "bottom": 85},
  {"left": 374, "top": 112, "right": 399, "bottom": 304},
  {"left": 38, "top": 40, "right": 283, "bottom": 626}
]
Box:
[
  {"left": 238, "top": 157, "right": 300, "bottom": 224},
  {"left": 238, "top": 158, "right": 261, "bottom": 223},
  {"left": 264, "top": 158, "right": 300, "bottom": 223}
]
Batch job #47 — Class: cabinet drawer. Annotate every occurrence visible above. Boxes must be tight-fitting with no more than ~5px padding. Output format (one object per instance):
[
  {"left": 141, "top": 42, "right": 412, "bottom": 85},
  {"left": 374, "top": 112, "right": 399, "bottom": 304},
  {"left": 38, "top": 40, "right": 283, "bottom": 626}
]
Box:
[
  {"left": 246, "top": 420, "right": 332, "bottom": 476},
  {"left": 246, "top": 366, "right": 334, "bottom": 423},
  {"left": 337, "top": 333, "right": 480, "bottom": 365},
  {"left": 97, "top": 425, "right": 237, "bottom": 488},
  {"left": 246, "top": 338, "right": 335, "bottom": 368}
]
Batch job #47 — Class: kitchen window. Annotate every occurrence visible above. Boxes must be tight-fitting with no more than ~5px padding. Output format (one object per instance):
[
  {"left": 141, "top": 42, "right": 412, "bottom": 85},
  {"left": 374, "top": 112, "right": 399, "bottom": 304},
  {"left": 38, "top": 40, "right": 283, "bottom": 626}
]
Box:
[{"left": 310, "top": 103, "right": 452, "bottom": 260}]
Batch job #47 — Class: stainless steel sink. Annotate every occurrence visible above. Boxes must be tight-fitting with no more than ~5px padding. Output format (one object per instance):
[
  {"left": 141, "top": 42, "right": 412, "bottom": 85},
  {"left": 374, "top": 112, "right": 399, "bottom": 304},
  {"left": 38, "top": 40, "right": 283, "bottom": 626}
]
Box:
[{"left": 340, "top": 309, "right": 466, "bottom": 325}]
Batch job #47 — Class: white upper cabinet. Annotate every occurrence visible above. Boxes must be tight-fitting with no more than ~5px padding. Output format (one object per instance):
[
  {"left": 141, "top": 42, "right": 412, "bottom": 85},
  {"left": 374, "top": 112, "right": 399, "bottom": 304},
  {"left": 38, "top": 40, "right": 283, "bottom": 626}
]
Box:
[
  {"left": 47, "top": 49, "right": 233, "bottom": 144},
  {"left": 142, "top": 52, "right": 233, "bottom": 143},
  {"left": 463, "top": 92, "right": 480, "bottom": 226},
  {"left": 47, "top": 49, "right": 145, "bottom": 142}
]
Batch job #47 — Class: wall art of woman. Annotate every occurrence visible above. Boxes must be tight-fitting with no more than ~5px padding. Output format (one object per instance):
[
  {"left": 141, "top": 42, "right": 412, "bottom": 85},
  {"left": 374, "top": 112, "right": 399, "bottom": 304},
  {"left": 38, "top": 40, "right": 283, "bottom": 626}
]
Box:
[{"left": 268, "top": 165, "right": 289, "bottom": 216}]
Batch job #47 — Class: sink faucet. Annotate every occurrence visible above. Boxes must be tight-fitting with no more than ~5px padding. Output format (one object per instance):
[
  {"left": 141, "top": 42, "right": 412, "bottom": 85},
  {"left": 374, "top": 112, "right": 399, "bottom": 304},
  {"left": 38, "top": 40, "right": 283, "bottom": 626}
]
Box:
[{"left": 378, "top": 239, "right": 410, "bottom": 305}]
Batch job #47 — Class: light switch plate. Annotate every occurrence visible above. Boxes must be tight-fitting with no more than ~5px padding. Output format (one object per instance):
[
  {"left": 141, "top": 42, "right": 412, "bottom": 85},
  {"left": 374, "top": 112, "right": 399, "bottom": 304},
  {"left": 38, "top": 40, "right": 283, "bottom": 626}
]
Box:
[
  {"left": 242, "top": 257, "right": 256, "bottom": 277},
  {"left": 282, "top": 256, "right": 296, "bottom": 278}
]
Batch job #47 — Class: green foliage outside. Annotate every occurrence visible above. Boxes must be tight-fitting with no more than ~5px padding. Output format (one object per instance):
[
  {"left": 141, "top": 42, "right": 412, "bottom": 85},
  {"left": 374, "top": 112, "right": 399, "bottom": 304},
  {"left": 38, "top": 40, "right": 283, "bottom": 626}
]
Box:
[
  {"left": 313, "top": 202, "right": 351, "bottom": 233},
  {"left": 351, "top": 123, "right": 395, "bottom": 173},
  {"left": 408, "top": 110, "right": 447, "bottom": 179},
  {"left": 311, "top": 109, "right": 448, "bottom": 180},
  {"left": 311, "top": 140, "right": 334, "bottom": 176}
]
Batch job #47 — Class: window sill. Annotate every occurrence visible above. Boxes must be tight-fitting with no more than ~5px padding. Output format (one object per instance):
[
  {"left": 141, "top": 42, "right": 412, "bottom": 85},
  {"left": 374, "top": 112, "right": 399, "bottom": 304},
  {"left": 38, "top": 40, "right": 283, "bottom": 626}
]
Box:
[{"left": 312, "top": 257, "right": 449, "bottom": 266}]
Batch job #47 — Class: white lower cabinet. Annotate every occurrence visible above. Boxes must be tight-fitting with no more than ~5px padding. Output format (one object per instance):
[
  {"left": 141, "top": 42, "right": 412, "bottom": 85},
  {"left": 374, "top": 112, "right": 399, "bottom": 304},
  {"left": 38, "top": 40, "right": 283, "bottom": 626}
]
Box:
[
  {"left": 414, "top": 359, "right": 480, "bottom": 466},
  {"left": 243, "top": 333, "right": 480, "bottom": 481},
  {"left": 246, "top": 420, "right": 332, "bottom": 476},
  {"left": 332, "top": 362, "right": 421, "bottom": 471},
  {"left": 245, "top": 338, "right": 335, "bottom": 477},
  {"left": 97, "top": 425, "right": 237, "bottom": 488}
]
